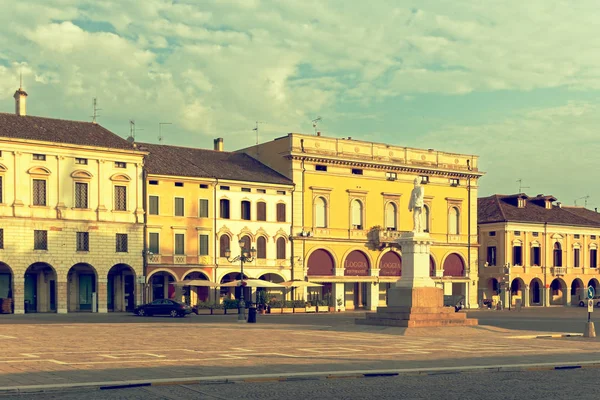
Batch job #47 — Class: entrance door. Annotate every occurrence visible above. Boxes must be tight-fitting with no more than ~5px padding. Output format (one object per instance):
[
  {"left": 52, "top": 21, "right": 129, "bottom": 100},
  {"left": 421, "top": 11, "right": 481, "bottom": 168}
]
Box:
[
  {"left": 124, "top": 275, "right": 135, "bottom": 311},
  {"left": 107, "top": 276, "right": 114, "bottom": 311},
  {"left": 49, "top": 280, "right": 56, "bottom": 311},
  {"left": 79, "top": 274, "right": 94, "bottom": 311},
  {"left": 24, "top": 273, "right": 37, "bottom": 313}
]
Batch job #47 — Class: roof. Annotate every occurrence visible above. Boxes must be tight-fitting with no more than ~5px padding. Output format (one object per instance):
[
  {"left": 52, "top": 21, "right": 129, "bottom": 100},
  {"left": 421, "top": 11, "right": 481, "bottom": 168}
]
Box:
[
  {"left": 140, "top": 142, "right": 293, "bottom": 185},
  {"left": 478, "top": 194, "right": 600, "bottom": 228},
  {"left": 0, "top": 112, "right": 137, "bottom": 151}
]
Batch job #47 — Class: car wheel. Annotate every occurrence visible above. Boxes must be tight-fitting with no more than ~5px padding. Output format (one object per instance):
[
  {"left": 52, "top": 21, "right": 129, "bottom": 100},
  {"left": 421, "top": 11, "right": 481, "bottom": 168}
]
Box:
[
  {"left": 580, "top": 301, "right": 585, "bottom": 307},
  {"left": 596, "top": 301, "right": 600, "bottom": 308},
  {"left": 137, "top": 309, "right": 146, "bottom": 316},
  {"left": 170, "top": 310, "right": 179, "bottom": 318}
]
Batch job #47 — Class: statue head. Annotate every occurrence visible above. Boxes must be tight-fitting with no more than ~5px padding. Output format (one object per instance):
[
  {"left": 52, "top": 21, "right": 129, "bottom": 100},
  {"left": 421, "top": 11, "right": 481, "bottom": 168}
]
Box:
[{"left": 413, "top": 177, "right": 420, "bottom": 187}]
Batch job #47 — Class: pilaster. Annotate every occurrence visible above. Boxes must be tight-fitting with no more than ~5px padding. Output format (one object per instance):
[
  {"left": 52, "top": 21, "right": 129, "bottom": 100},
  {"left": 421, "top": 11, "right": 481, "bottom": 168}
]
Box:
[
  {"left": 97, "top": 278, "right": 108, "bottom": 313},
  {"left": 12, "top": 276, "right": 24, "bottom": 314},
  {"left": 56, "top": 280, "right": 68, "bottom": 314}
]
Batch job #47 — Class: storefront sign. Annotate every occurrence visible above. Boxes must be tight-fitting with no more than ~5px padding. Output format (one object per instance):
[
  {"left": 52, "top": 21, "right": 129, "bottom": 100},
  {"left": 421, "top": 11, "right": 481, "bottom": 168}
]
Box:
[
  {"left": 379, "top": 251, "right": 402, "bottom": 277},
  {"left": 344, "top": 251, "right": 369, "bottom": 276}
]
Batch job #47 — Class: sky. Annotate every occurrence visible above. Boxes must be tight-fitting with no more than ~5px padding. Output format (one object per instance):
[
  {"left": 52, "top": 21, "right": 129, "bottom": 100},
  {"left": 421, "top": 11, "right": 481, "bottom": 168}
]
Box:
[{"left": 1, "top": 0, "right": 599, "bottom": 208}]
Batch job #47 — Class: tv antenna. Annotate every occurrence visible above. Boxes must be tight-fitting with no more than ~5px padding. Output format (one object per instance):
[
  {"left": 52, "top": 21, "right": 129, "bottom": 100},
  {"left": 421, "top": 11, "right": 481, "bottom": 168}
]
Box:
[
  {"left": 128, "top": 120, "right": 143, "bottom": 142},
  {"left": 517, "top": 179, "right": 529, "bottom": 193},
  {"left": 253, "top": 121, "right": 266, "bottom": 145},
  {"left": 312, "top": 116, "right": 322, "bottom": 135},
  {"left": 575, "top": 195, "right": 590, "bottom": 207},
  {"left": 90, "top": 98, "right": 102, "bottom": 124},
  {"left": 158, "top": 122, "right": 172, "bottom": 143}
]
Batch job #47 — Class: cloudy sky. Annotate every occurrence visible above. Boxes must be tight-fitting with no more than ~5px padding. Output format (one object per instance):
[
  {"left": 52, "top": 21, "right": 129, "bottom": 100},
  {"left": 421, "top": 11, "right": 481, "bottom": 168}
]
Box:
[{"left": 1, "top": 1, "right": 599, "bottom": 208}]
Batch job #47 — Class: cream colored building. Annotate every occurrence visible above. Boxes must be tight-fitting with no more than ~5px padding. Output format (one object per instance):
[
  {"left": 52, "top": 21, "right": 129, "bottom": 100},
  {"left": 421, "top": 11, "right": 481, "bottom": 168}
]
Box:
[
  {"left": 0, "top": 87, "right": 146, "bottom": 314},
  {"left": 479, "top": 194, "right": 600, "bottom": 307}
]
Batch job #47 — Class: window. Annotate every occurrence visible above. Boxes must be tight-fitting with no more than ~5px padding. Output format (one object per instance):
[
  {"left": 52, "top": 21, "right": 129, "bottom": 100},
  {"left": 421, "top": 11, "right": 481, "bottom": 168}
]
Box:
[
  {"left": 34, "top": 230, "right": 48, "bottom": 250},
  {"left": 257, "top": 189, "right": 266, "bottom": 194},
  {"left": 592, "top": 235, "right": 597, "bottom": 240},
  {"left": 174, "top": 234, "right": 185, "bottom": 255},
  {"left": 116, "top": 234, "right": 128, "bottom": 252},
  {"left": 553, "top": 242, "right": 562, "bottom": 267},
  {"left": 574, "top": 248, "right": 581, "bottom": 267},
  {"left": 75, "top": 158, "right": 88, "bottom": 165},
  {"left": 514, "top": 231, "right": 521, "bottom": 236},
  {"left": 0, "top": 228, "right": 3, "bottom": 249},
  {"left": 75, "top": 182, "right": 88, "bottom": 209},
  {"left": 420, "top": 175, "right": 429, "bottom": 184},
  {"left": 240, "top": 235, "right": 251, "bottom": 253},
  {"left": 174, "top": 197, "right": 184, "bottom": 216},
  {"left": 220, "top": 186, "right": 230, "bottom": 191},
  {"left": 114, "top": 186, "right": 127, "bottom": 211},
  {"left": 241, "top": 200, "right": 251, "bottom": 220},
  {"left": 76, "top": 232, "right": 89, "bottom": 252},
  {"left": 512, "top": 245, "right": 522, "bottom": 266},
  {"left": 200, "top": 184, "right": 209, "bottom": 189},
  {"left": 276, "top": 237, "right": 286, "bottom": 259},
  {"left": 351, "top": 199, "right": 363, "bottom": 229},
  {"left": 591, "top": 248, "right": 598, "bottom": 268},
  {"left": 219, "top": 235, "right": 230, "bottom": 257},
  {"left": 174, "top": 182, "right": 184, "bottom": 187},
  {"left": 448, "top": 207, "right": 459, "bottom": 235},
  {"left": 276, "top": 203, "right": 286, "bottom": 222},
  {"left": 486, "top": 246, "right": 496, "bottom": 266},
  {"left": 277, "top": 190, "right": 286, "bottom": 195},
  {"left": 385, "top": 202, "right": 397, "bottom": 231},
  {"left": 574, "top": 234, "right": 581, "bottom": 239},
  {"left": 316, "top": 165, "right": 327, "bottom": 171},
  {"left": 257, "top": 202, "right": 266, "bottom": 221},
  {"left": 33, "top": 154, "right": 46, "bottom": 161},
  {"left": 423, "top": 204, "right": 430, "bottom": 233},
  {"left": 257, "top": 236, "right": 267, "bottom": 259},
  {"left": 149, "top": 180, "right": 159, "bottom": 185},
  {"left": 199, "top": 199, "right": 209, "bottom": 218},
  {"left": 532, "top": 232, "right": 539, "bottom": 237},
  {"left": 450, "top": 178, "right": 460, "bottom": 186},
  {"left": 351, "top": 168, "right": 363, "bottom": 175},
  {"left": 531, "top": 247, "right": 541, "bottom": 266},
  {"left": 315, "top": 197, "right": 327, "bottom": 228},
  {"left": 220, "top": 199, "right": 230, "bottom": 219},
  {"left": 115, "top": 161, "right": 126, "bottom": 168},
  {"left": 32, "top": 179, "right": 47, "bottom": 206},
  {"left": 149, "top": 196, "right": 159, "bottom": 215},
  {"left": 386, "top": 172, "right": 397, "bottom": 180},
  {"left": 149, "top": 232, "right": 159, "bottom": 254},
  {"left": 199, "top": 234, "right": 209, "bottom": 256},
  {"left": 242, "top": 187, "right": 251, "bottom": 192},
  {"left": 489, "top": 231, "right": 496, "bottom": 236}
]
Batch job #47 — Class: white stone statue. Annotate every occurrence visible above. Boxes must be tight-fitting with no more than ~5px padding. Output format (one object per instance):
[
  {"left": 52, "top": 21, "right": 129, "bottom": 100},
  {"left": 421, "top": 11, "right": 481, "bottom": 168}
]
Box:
[{"left": 408, "top": 178, "right": 425, "bottom": 233}]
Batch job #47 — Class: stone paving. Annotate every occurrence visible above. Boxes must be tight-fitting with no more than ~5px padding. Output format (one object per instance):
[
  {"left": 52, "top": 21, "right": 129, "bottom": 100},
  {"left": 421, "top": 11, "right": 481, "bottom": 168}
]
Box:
[{"left": 1, "top": 318, "right": 600, "bottom": 389}]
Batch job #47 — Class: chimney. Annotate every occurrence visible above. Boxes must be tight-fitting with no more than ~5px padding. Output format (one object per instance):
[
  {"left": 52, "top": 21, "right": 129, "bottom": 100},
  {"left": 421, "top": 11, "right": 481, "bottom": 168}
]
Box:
[
  {"left": 557, "top": 202, "right": 562, "bottom": 208},
  {"left": 13, "top": 87, "right": 28, "bottom": 116},
  {"left": 316, "top": 131, "right": 321, "bottom": 136},
  {"left": 214, "top": 137, "right": 224, "bottom": 151}
]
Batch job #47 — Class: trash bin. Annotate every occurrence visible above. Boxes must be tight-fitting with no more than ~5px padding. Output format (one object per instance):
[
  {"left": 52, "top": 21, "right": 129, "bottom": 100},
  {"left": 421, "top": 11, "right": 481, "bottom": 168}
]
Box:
[{"left": 247, "top": 304, "right": 257, "bottom": 323}]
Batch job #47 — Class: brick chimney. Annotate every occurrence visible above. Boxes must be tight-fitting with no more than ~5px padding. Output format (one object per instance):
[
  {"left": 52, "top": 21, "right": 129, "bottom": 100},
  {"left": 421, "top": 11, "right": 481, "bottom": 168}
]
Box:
[
  {"left": 14, "top": 86, "right": 27, "bottom": 116},
  {"left": 214, "top": 138, "right": 224, "bottom": 151}
]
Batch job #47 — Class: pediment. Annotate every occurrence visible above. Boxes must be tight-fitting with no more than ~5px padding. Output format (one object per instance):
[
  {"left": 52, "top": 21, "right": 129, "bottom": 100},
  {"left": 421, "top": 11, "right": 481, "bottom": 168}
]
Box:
[
  {"left": 0, "top": 163, "right": 6, "bottom": 172},
  {"left": 110, "top": 173, "right": 131, "bottom": 182},
  {"left": 27, "top": 166, "right": 51, "bottom": 176},
  {"left": 71, "top": 170, "right": 93, "bottom": 179}
]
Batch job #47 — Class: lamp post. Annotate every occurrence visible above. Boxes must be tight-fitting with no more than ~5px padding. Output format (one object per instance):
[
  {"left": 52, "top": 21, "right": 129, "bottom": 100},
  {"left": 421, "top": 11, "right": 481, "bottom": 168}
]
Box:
[{"left": 225, "top": 240, "right": 256, "bottom": 322}]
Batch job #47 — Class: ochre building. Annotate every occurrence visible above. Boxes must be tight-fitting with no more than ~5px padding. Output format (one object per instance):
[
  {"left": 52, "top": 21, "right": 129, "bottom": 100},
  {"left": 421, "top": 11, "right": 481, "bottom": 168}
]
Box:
[{"left": 241, "top": 133, "right": 483, "bottom": 310}]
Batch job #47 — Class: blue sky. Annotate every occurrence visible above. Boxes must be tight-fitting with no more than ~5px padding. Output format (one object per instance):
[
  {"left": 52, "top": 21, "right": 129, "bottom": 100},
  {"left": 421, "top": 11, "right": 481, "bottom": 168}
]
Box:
[{"left": 1, "top": 1, "right": 599, "bottom": 208}]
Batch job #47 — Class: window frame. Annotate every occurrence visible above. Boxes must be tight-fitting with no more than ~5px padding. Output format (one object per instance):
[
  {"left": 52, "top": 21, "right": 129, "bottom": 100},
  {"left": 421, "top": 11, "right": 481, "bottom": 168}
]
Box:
[
  {"left": 199, "top": 234, "right": 209, "bottom": 256},
  {"left": 241, "top": 200, "right": 251, "bottom": 221},
  {"left": 256, "top": 201, "right": 267, "bottom": 221},
  {"left": 148, "top": 232, "right": 160, "bottom": 254},
  {"left": 174, "top": 233, "right": 185, "bottom": 255},
  {"left": 32, "top": 178, "right": 47, "bottom": 206},
  {"left": 198, "top": 199, "right": 209, "bottom": 218},
  {"left": 149, "top": 195, "right": 159, "bottom": 215},
  {"left": 114, "top": 185, "right": 127, "bottom": 211},
  {"left": 276, "top": 203, "right": 286, "bottom": 223},
  {"left": 174, "top": 197, "right": 185, "bottom": 217},
  {"left": 74, "top": 181, "right": 89, "bottom": 209},
  {"left": 34, "top": 230, "right": 48, "bottom": 250},
  {"left": 76, "top": 231, "right": 90, "bottom": 252},
  {"left": 220, "top": 199, "right": 231, "bottom": 219},
  {"left": 276, "top": 237, "right": 286, "bottom": 260},
  {"left": 116, "top": 233, "right": 128, "bottom": 252}
]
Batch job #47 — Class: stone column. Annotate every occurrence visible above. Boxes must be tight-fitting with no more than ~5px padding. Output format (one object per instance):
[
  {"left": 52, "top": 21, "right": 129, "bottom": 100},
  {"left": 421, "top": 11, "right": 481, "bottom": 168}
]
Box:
[
  {"left": 524, "top": 285, "right": 530, "bottom": 307},
  {"left": 56, "top": 280, "right": 68, "bottom": 314},
  {"left": 12, "top": 276, "right": 24, "bottom": 314},
  {"left": 97, "top": 277, "right": 108, "bottom": 313},
  {"left": 544, "top": 286, "right": 551, "bottom": 307},
  {"left": 332, "top": 282, "right": 345, "bottom": 311},
  {"left": 367, "top": 268, "right": 380, "bottom": 311},
  {"left": 395, "top": 233, "right": 436, "bottom": 288}
]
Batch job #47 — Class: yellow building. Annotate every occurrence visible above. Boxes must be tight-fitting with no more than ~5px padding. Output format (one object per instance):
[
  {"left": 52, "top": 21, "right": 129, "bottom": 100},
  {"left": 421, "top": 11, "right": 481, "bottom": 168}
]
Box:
[
  {"left": 140, "top": 139, "right": 294, "bottom": 305},
  {"left": 479, "top": 193, "right": 600, "bottom": 308},
  {"left": 0, "top": 87, "right": 146, "bottom": 314},
  {"left": 240, "top": 133, "right": 483, "bottom": 310}
]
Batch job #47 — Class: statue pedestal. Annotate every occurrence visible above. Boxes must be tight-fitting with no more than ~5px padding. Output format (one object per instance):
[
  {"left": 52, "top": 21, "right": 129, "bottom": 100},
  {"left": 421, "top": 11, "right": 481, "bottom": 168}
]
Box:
[{"left": 356, "top": 232, "right": 477, "bottom": 328}]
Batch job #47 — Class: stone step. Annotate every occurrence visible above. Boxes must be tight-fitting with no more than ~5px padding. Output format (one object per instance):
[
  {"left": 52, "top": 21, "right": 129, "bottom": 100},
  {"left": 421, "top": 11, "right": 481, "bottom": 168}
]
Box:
[
  {"left": 366, "top": 311, "right": 468, "bottom": 321},
  {"left": 356, "top": 317, "right": 478, "bottom": 328},
  {"left": 377, "top": 306, "right": 457, "bottom": 314}
]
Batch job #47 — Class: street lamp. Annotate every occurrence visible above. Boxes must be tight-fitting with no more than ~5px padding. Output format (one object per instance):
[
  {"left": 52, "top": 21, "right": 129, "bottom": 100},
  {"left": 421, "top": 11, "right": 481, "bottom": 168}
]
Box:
[{"left": 225, "top": 240, "right": 256, "bottom": 321}]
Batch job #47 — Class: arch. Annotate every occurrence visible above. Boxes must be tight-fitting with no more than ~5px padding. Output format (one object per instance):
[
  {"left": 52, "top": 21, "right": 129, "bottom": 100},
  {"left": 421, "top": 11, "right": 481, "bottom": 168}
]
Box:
[
  {"left": 549, "top": 278, "right": 567, "bottom": 305},
  {"left": 315, "top": 196, "right": 327, "bottom": 228},
  {"left": 448, "top": 206, "right": 459, "bottom": 235},
  {"left": 588, "top": 279, "right": 599, "bottom": 292},
  {"left": 182, "top": 271, "right": 211, "bottom": 305},
  {"left": 220, "top": 271, "right": 250, "bottom": 302},
  {"left": 109, "top": 173, "right": 131, "bottom": 182},
  {"left": 276, "top": 237, "right": 286, "bottom": 259},
  {"left": 510, "top": 278, "right": 525, "bottom": 306},
  {"left": 571, "top": 278, "right": 585, "bottom": 305},
  {"left": 183, "top": 270, "right": 211, "bottom": 281},
  {"left": 530, "top": 278, "right": 543, "bottom": 306},
  {"left": 67, "top": 263, "right": 98, "bottom": 312},
  {"left": 0, "top": 263, "right": 13, "bottom": 312},
  {"left": 27, "top": 166, "right": 51, "bottom": 176},
  {"left": 218, "top": 271, "right": 250, "bottom": 283},
  {"left": 256, "top": 236, "right": 267, "bottom": 259},
  {"left": 258, "top": 272, "right": 286, "bottom": 283},
  {"left": 24, "top": 262, "right": 58, "bottom": 313},
  {"left": 70, "top": 170, "right": 93, "bottom": 179},
  {"left": 385, "top": 201, "right": 397, "bottom": 230},
  {"left": 219, "top": 234, "right": 231, "bottom": 258},
  {"left": 107, "top": 263, "right": 136, "bottom": 312},
  {"left": 442, "top": 253, "right": 465, "bottom": 277},
  {"left": 429, "top": 254, "right": 437, "bottom": 277},
  {"left": 351, "top": 199, "right": 364, "bottom": 229},
  {"left": 148, "top": 270, "right": 177, "bottom": 301},
  {"left": 378, "top": 250, "right": 402, "bottom": 277},
  {"left": 307, "top": 248, "right": 335, "bottom": 276},
  {"left": 343, "top": 250, "right": 370, "bottom": 276}
]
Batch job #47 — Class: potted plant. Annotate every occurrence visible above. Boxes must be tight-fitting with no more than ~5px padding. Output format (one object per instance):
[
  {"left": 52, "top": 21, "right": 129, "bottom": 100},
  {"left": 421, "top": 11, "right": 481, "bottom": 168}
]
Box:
[
  {"left": 210, "top": 302, "right": 224, "bottom": 315},
  {"left": 316, "top": 299, "right": 329, "bottom": 313},
  {"left": 268, "top": 299, "right": 283, "bottom": 314},
  {"left": 193, "top": 301, "right": 212, "bottom": 315},
  {"left": 282, "top": 300, "right": 294, "bottom": 314},
  {"left": 305, "top": 300, "right": 317, "bottom": 313},
  {"left": 293, "top": 300, "right": 306, "bottom": 313},
  {"left": 336, "top": 296, "right": 343, "bottom": 312},
  {"left": 223, "top": 299, "right": 239, "bottom": 315},
  {"left": 256, "top": 291, "right": 268, "bottom": 314}
]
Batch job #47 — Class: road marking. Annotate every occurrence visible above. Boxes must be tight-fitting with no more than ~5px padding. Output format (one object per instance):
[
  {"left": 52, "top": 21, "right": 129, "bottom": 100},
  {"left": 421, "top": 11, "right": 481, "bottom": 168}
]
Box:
[
  {"left": 100, "top": 353, "right": 166, "bottom": 359},
  {"left": 0, "top": 335, "right": 16, "bottom": 339}
]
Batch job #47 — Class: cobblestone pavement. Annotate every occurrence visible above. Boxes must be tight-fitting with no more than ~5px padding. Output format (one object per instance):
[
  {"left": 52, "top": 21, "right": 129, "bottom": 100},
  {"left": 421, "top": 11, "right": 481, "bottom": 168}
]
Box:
[{"left": 0, "top": 317, "right": 600, "bottom": 389}]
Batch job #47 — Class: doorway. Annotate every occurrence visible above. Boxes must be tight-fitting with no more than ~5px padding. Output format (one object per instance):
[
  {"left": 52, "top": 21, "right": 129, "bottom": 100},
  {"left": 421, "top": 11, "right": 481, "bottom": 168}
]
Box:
[
  {"left": 24, "top": 273, "right": 37, "bottom": 313},
  {"left": 79, "top": 274, "right": 94, "bottom": 311}
]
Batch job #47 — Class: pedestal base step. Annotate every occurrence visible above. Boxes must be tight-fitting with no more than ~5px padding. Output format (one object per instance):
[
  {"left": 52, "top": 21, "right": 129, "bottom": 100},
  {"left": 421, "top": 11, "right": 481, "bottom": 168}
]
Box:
[
  {"left": 356, "top": 316, "right": 478, "bottom": 328},
  {"left": 356, "top": 306, "right": 478, "bottom": 328}
]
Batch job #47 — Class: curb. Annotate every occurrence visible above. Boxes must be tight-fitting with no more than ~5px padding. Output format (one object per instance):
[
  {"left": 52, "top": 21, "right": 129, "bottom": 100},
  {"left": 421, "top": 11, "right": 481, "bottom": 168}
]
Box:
[
  {"left": 509, "top": 333, "right": 584, "bottom": 339},
  {"left": 2, "top": 360, "right": 600, "bottom": 394}
]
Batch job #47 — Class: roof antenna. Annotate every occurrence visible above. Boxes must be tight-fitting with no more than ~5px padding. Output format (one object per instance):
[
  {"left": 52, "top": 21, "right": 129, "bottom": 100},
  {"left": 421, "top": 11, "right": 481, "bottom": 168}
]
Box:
[
  {"left": 128, "top": 120, "right": 143, "bottom": 142},
  {"left": 19, "top": 70, "right": 22, "bottom": 89},
  {"left": 312, "top": 116, "right": 322, "bottom": 135},
  {"left": 517, "top": 178, "right": 529, "bottom": 194},
  {"left": 159, "top": 122, "right": 172, "bottom": 143},
  {"left": 575, "top": 195, "right": 590, "bottom": 208},
  {"left": 90, "top": 98, "right": 102, "bottom": 124},
  {"left": 253, "top": 121, "right": 266, "bottom": 145}
]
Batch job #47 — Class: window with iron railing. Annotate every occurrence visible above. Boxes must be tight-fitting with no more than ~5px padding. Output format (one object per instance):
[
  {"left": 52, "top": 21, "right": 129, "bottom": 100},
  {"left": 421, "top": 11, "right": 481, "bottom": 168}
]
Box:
[
  {"left": 76, "top": 232, "right": 89, "bottom": 252},
  {"left": 116, "top": 233, "right": 128, "bottom": 252},
  {"left": 114, "top": 186, "right": 127, "bottom": 211},
  {"left": 33, "top": 179, "right": 47, "bottom": 206},
  {"left": 34, "top": 230, "right": 48, "bottom": 250},
  {"left": 75, "top": 182, "right": 88, "bottom": 209}
]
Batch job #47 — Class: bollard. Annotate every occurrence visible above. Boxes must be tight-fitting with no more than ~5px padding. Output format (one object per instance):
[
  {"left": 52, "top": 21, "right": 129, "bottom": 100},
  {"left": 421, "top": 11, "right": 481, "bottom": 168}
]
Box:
[
  {"left": 584, "top": 322, "right": 596, "bottom": 338},
  {"left": 247, "top": 304, "right": 257, "bottom": 323}
]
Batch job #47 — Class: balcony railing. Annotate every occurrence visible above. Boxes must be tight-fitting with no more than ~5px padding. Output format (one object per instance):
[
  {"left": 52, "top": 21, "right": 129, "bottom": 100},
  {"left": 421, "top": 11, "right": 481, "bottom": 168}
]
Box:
[
  {"left": 148, "top": 254, "right": 161, "bottom": 264},
  {"left": 173, "top": 255, "right": 186, "bottom": 264},
  {"left": 552, "top": 267, "right": 566, "bottom": 276},
  {"left": 379, "top": 229, "right": 402, "bottom": 241}
]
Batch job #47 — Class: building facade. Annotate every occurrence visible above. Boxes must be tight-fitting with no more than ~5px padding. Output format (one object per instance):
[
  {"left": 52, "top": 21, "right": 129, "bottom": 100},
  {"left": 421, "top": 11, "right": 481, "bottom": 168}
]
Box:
[
  {"left": 240, "top": 133, "right": 483, "bottom": 310},
  {"left": 0, "top": 88, "right": 146, "bottom": 314},
  {"left": 141, "top": 139, "right": 293, "bottom": 305},
  {"left": 478, "top": 194, "right": 600, "bottom": 307}
]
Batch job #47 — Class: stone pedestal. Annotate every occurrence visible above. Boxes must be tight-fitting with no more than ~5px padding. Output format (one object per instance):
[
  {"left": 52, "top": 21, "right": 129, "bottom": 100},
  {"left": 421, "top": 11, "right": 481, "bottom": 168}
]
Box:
[{"left": 356, "top": 232, "right": 477, "bottom": 328}]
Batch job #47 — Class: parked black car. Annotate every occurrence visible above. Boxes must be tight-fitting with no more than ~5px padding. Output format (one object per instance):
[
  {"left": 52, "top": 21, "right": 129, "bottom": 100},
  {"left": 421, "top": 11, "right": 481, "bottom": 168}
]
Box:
[{"left": 134, "top": 299, "right": 192, "bottom": 317}]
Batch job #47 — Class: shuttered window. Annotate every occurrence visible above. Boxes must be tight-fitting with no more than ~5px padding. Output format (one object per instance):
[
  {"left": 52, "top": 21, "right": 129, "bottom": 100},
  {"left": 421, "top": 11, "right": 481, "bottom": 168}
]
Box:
[
  {"left": 199, "top": 234, "right": 209, "bottom": 256},
  {"left": 276, "top": 237, "right": 286, "bottom": 259},
  {"left": 219, "top": 235, "right": 230, "bottom": 257},
  {"left": 257, "top": 202, "right": 266, "bottom": 221},
  {"left": 199, "top": 199, "right": 209, "bottom": 218},
  {"left": 276, "top": 203, "right": 286, "bottom": 222},
  {"left": 149, "top": 196, "right": 159, "bottom": 215},
  {"left": 257, "top": 236, "right": 267, "bottom": 259}
]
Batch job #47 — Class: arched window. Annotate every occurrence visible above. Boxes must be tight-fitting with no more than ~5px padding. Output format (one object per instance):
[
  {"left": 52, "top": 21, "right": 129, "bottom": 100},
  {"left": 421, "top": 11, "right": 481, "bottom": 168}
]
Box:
[
  {"left": 315, "top": 197, "right": 327, "bottom": 228},
  {"left": 423, "top": 205, "right": 430, "bottom": 233},
  {"left": 448, "top": 207, "right": 459, "bottom": 235},
  {"left": 219, "top": 235, "right": 230, "bottom": 258},
  {"left": 385, "top": 202, "right": 397, "bottom": 231},
  {"left": 276, "top": 237, "right": 286, "bottom": 259},
  {"left": 351, "top": 199, "right": 363, "bottom": 230},
  {"left": 257, "top": 236, "right": 267, "bottom": 259},
  {"left": 240, "top": 235, "right": 251, "bottom": 253},
  {"left": 554, "top": 242, "right": 562, "bottom": 267}
]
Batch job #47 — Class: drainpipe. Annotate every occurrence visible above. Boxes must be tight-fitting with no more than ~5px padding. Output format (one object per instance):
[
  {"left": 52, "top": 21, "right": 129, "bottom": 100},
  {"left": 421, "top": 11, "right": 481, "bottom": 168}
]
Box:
[
  {"left": 213, "top": 178, "right": 219, "bottom": 303},
  {"left": 544, "top": 222, "right": 548, "bottom": 306},
  {"left": 467, "top": 159, "right": 473, "bottom": 308},
  {"left": 141, "top": 161, "right": 148, "bottom": 305}
]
